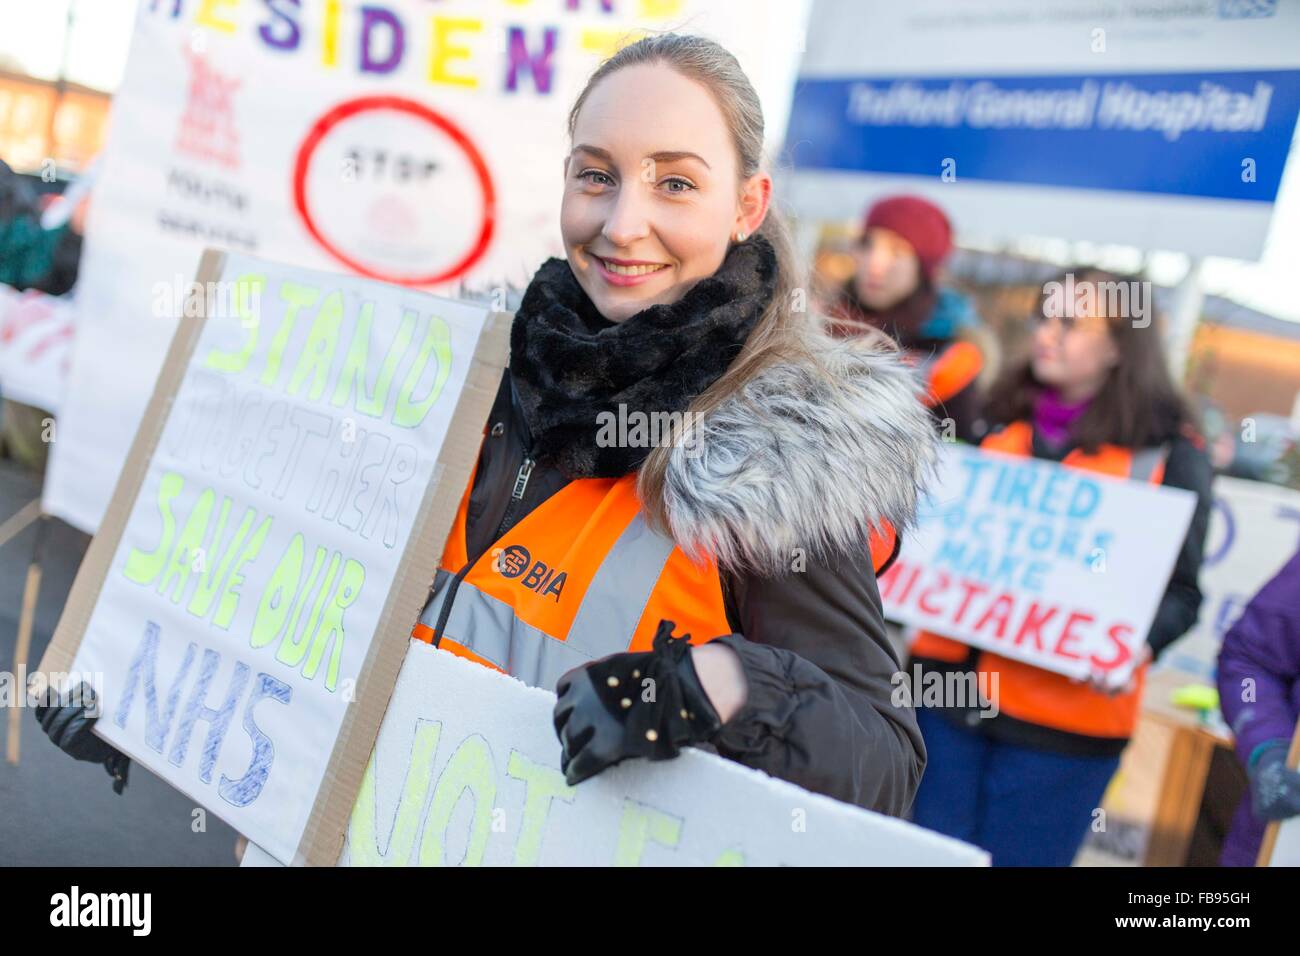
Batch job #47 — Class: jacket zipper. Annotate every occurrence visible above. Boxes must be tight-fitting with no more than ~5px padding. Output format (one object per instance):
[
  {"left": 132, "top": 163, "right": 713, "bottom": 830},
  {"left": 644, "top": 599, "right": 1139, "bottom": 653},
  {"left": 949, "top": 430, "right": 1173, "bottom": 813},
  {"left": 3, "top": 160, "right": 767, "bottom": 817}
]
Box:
[
  {"left": 431, "top": 448, "right": 537, "bottom": 646},
  {"left": 496, "top": 455, "right": 536, "bottom": 539}
]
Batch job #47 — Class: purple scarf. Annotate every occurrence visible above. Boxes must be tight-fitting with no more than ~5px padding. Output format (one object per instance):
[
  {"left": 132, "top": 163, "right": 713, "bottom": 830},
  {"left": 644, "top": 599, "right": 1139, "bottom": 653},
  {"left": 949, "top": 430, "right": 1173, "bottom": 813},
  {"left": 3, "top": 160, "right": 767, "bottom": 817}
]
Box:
[{"left": 1033, "top": 389, "right": 1090, "bottom": 447}]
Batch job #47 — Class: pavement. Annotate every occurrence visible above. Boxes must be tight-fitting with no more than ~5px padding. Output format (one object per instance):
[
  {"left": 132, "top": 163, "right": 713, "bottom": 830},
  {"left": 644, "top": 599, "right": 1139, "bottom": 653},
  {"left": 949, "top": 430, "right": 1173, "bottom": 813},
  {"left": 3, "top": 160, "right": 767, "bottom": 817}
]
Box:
[{"left": 0, "top": 458, "right": 239, "bottom": 866}]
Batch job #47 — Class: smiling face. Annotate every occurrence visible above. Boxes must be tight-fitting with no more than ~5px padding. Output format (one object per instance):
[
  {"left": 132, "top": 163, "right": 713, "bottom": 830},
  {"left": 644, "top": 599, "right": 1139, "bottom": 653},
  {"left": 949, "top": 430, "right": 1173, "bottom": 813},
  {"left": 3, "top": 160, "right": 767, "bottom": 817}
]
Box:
[{"left": 561, "top": 62, "right": 769, "bottom": 323}]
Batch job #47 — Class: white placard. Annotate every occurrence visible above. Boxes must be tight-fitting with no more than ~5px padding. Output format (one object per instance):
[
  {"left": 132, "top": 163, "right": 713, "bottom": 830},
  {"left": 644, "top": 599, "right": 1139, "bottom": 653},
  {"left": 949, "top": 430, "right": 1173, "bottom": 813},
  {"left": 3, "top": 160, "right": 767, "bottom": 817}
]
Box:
[
  {"left": 0, "top": 284, "right": 75, "bottom": 413},
  {"left": 245, "top": 640, "right": 989, "bottom": 867},
  {"left": 886, "top": 445, "right": 1196, "bottom": 682}
]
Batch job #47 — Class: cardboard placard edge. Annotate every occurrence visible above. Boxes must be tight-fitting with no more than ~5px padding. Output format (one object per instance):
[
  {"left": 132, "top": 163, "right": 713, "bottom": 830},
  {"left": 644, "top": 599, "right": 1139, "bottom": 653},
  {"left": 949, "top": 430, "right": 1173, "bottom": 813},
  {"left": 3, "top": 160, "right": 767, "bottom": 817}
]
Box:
[{"left": 294, "top": 305, "right": 511, "bottom": 866}]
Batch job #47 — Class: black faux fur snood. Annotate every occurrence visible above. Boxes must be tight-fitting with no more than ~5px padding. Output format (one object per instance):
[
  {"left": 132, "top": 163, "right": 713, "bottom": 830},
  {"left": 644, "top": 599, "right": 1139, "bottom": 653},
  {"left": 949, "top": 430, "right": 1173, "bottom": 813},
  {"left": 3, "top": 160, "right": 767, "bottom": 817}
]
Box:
[{"left": 509, "top": 234, "right": 778, "bottom": 478}]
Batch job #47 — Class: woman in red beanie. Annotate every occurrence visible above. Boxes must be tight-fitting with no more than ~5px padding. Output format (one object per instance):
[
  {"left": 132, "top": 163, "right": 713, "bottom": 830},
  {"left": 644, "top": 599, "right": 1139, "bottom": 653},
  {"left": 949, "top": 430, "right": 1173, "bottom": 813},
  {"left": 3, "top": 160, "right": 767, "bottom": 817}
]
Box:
[{"left": 828, "top": 195, "right": 992, "bottom": 443}]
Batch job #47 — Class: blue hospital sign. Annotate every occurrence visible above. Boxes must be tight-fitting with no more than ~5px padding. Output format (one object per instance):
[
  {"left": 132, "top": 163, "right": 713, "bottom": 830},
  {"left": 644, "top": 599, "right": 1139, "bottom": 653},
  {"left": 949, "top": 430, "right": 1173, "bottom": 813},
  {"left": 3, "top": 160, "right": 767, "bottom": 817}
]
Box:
[
  {"left": 784, "top": 0, "right": 1300, "bottom": 258},
  {"left": 786, "top": 70, "right": 1300, "bottom": 203}
]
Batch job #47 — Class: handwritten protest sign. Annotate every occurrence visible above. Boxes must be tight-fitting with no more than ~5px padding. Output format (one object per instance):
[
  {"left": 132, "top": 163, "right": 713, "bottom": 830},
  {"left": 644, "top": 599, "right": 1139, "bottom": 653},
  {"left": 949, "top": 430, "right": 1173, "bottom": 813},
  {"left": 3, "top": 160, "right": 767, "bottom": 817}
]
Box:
[
  {"left": 240, "top": 641, "right": 988, "bottom": 867},
  {"left": 884, "top": 445, "right": 1196, "bottom": 683},
  {"left": 37, "top": 249, "right": 509, "bottom": 865},
  {"left": 0, "top": 284, "right": 75, "bottom": 413}
]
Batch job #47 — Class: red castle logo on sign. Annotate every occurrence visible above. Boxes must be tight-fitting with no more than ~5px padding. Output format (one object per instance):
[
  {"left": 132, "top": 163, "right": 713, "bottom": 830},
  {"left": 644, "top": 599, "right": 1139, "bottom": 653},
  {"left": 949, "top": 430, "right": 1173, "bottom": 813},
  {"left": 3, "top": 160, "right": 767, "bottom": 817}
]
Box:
[{"left": 175, "top": 46, "right": 242, "bottom": 170}]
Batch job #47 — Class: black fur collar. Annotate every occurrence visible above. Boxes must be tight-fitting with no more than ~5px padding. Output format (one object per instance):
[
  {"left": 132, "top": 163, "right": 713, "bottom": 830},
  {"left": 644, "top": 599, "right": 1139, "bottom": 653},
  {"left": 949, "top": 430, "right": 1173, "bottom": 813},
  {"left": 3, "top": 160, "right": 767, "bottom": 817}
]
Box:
[{"left": 509, "top": 235, "right": 778, "bottom": 478}]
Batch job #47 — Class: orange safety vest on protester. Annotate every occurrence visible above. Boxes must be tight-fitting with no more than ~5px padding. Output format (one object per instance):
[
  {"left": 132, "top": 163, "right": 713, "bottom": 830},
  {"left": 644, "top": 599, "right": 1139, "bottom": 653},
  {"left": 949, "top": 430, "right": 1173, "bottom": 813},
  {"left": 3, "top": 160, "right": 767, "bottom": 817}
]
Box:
[
  {"left": 909, "top": 421, "right": 1168, "bottom": 739},
  {"left": 413, "top": 463, "right": 898, "bottom": 689},
  {"left": 918, "top": 340, "right": 983, "bottom": 409}
]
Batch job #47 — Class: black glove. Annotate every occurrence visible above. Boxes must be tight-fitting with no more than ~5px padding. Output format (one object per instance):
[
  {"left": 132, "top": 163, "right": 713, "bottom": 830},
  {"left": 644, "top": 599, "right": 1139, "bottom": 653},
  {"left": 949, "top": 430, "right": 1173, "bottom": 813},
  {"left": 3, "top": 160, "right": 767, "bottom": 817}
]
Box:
[
  {"left": 33, "top": 682, "right": 130, "bottom": 795},
  {"left": 1248, "top": 740, "right": 1300, "bottom": 822},
  {"left": 553, "top": 619, "right": 723, "bottom": 786}
]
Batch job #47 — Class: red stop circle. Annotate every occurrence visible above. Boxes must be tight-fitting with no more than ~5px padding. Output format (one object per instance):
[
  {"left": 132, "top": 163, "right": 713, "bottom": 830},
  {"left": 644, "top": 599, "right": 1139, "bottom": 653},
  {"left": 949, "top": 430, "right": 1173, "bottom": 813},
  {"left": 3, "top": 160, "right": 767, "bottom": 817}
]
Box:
[{"left": 292, "top": 95, "right": 496, "bottom": 287}]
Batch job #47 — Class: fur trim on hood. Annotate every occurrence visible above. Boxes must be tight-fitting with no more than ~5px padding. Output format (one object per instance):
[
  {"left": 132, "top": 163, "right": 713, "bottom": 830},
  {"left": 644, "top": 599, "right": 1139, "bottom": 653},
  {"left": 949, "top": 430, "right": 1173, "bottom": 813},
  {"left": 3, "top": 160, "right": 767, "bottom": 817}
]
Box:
[{"left": 661, "top": 336, "right": 939, "bottom": 577}]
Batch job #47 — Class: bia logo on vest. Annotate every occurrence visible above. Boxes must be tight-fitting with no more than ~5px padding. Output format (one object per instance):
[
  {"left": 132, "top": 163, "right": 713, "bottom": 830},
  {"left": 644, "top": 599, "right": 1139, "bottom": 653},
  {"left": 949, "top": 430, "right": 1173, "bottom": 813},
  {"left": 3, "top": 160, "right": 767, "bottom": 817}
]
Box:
[
  {"left": 498, "top": 545, "right": 531, "bottom": 578},
  {"left": 497, "top": 544, "right": 567, "bottom": 602}
]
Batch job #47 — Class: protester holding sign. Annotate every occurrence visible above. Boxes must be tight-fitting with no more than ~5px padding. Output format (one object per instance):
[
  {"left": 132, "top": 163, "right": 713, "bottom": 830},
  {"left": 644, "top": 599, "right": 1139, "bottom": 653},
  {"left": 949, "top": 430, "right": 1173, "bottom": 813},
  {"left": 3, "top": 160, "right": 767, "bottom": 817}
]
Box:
[
  {"left": 1216, "top": 549, "right": 1300, "bottom": 867},
  {"left": 825, "top": 195, "right": 993, "bottom": 442},
  {"left": 411, "top": 34, "right": 936, "bottom": 814},
  {"left": 906, "top": 268, "right": 1213, "bottom": 864},
  {"left": 31, "top": 32, "right": 935, "bottom": 857}
]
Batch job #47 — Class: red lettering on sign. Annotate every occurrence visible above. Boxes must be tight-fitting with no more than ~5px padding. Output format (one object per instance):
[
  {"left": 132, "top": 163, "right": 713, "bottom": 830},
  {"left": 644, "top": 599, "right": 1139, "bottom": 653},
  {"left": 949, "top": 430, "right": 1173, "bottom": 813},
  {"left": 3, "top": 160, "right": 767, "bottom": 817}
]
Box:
[
  {"left": 895, "top": 564, "right": 923, "bottom": 607},
  {"left": 952, "top": 580, "right": 988, "bottom": 626},
  {"left": 1014, "top": 602, "right": 1057, "bottom": 651},
  {"left": 1090, "top": 623, "right": 1135, "bottom": 673},
  {"left": 917, "top": 571, "right": 951, "bottom": 617},
  {"left": 973, "top": 592, "right": 1015, "bottom": 640},
  {"left": 1053, "top": 611, "right": 1094, "bottom": 661}
]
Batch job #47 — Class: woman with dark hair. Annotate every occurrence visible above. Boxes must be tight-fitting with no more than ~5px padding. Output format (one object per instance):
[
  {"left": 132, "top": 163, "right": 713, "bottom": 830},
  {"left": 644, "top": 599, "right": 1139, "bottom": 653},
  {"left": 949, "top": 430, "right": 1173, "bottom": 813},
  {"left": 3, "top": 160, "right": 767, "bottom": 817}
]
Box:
[{"left": 906, "top": 268, "right": 1213, "bottom": 865}]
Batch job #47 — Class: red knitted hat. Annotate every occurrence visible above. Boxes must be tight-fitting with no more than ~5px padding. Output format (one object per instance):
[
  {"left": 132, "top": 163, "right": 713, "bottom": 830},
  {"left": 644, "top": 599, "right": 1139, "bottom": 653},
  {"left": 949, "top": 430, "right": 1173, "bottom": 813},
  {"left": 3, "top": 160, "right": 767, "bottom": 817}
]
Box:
[{"left": 863, "top": 195, "right": 953, "bottom": 280}]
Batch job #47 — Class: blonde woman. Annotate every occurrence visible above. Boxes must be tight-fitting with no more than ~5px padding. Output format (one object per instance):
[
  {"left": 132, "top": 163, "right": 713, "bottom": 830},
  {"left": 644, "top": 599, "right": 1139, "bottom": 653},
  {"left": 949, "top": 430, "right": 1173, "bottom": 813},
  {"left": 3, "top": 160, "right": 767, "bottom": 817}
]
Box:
[{"left": 411, "top": 33, "right": 936, "bottom": 813}]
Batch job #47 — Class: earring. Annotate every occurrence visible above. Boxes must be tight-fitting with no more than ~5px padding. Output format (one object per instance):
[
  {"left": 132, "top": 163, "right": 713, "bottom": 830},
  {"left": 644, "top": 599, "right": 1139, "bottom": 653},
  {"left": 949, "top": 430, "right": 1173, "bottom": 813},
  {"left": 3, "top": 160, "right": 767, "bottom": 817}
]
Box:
[{"left": 736, "top": 230, "right": 748, "bottom": 242}]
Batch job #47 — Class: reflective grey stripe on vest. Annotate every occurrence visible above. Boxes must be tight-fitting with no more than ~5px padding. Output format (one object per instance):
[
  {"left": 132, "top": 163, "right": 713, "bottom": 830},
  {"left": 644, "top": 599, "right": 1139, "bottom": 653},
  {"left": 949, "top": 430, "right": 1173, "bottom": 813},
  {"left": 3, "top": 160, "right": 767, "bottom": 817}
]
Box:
[
  {"left": 419, "top": 581, "right": 595, "bottom": 691},
  {"left": 1129, "top": 444, "right": 1169, "bottom": 483},
  {"left": 418, "top": 513, "right": 677, "bottom": 691},
  {"left": 567, "top": 513, "right": 676, "bottom": 657}
]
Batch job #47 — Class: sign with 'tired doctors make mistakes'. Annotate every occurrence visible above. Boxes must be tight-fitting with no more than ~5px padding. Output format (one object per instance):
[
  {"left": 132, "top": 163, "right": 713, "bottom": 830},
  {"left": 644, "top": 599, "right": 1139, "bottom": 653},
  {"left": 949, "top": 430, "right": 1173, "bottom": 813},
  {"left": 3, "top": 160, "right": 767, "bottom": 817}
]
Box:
[{"left": 884, "top": 444, "right": 1196, "bottom": 685}]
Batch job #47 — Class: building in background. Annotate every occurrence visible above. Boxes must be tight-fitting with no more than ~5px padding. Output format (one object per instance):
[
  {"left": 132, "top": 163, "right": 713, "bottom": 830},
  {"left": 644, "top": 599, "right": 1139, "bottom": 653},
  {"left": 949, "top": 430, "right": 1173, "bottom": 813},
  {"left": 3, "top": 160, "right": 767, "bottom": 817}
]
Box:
[{"left": 0, "top": 70, "right": 109, "bottom": 174}]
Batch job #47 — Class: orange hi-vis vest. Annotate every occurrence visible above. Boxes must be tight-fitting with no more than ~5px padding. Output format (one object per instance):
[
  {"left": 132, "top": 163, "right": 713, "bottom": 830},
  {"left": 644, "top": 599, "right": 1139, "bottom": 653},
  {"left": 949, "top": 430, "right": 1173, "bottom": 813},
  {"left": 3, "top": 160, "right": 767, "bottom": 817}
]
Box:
[
  {"left": 909, "top": 421, "right": 1168, "bottom": 740},
  {"left": 917, "top": 340, "right": 982, "bottom": 409},
  {"left": 413, "top": 465, "right": 899, "bottom": 690}
]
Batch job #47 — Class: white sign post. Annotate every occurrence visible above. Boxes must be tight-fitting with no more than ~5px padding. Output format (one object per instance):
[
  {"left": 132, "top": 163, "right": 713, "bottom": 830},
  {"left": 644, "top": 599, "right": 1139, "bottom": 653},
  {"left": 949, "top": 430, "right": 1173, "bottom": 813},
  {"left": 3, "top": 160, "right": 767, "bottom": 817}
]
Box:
[{"left": 884, "top": 445, "right": 1196, "bottom": 683}]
